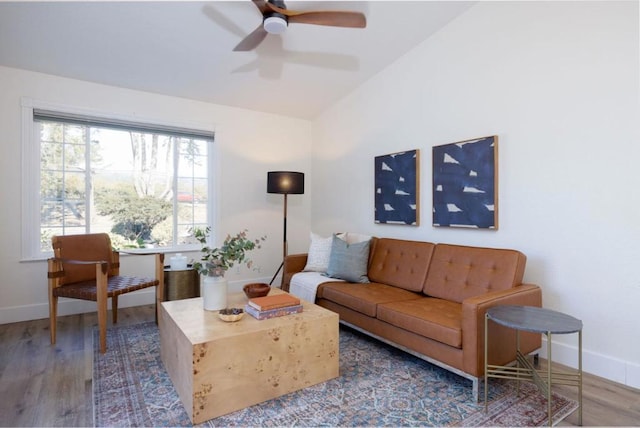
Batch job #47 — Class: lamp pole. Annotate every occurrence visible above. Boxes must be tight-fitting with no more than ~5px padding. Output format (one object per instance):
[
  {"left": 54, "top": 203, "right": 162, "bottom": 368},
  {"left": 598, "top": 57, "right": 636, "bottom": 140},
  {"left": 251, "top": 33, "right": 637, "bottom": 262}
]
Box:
[
  {"left": 283, "top": 192, "right": 288, "bottom": 261},
  {"left": 269, "top": 193, "right": 288, "bottom": 285}
]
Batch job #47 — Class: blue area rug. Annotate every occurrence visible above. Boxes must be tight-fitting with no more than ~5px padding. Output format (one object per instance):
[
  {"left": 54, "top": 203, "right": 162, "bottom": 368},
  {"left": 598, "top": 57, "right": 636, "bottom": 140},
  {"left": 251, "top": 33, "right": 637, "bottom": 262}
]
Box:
[{"left": 93, "top": 322, "right": 577, "bottom": 426}]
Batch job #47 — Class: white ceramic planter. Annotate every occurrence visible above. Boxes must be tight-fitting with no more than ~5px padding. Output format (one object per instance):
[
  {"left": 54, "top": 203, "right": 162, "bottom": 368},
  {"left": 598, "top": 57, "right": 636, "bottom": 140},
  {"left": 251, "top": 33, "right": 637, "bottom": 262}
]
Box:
[{"left": 201, "top": 275, "right": 228, "bottom": 311}]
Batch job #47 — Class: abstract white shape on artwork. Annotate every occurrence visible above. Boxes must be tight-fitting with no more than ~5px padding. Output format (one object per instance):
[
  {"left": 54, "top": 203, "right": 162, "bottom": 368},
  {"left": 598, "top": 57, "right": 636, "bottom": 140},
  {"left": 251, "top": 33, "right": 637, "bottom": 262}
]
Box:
[
  {"left": 444, "top": 153, "right": 459, "bottom": 164},
  {"left": 447, "top": 204, "right": 462, "bottom": 212},
  {"left": 463, "top": 186, "right": 485, "bottom": 193},
  {"left": 384, "top": 204, "right": 395, "bottom": 211},
  {"left": 382, "top": 162, "right": 392, "bottom": 171}
]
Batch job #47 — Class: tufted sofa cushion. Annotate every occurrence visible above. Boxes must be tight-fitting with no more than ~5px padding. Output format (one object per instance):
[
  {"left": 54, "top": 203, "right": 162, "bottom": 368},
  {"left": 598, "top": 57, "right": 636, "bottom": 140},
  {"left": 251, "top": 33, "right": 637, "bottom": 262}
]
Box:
[
  {"left": 377, "top": 298, "right": 463, "bottom": 348},
  {"left": 423, "top": 244, "right": 527, "bottom": 303},
  {"left": 318, "top": 282, "right": 421, "bottom": 317},
  {"left": 367, "top": 238, "right": 435, "bottom": 292}
]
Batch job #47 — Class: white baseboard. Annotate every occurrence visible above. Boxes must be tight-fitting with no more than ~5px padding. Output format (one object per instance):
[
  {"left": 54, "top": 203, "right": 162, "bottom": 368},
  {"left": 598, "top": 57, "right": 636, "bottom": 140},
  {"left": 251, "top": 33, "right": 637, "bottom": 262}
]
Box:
[
  {"left": 541, "top": 336, "right": 640, "bottom": 390},
  {"left": 0, "top": 289, "right": 157, "bottom": 324},
  {"left": 0, "top": 276, "right": 278, "bottom": 325}
]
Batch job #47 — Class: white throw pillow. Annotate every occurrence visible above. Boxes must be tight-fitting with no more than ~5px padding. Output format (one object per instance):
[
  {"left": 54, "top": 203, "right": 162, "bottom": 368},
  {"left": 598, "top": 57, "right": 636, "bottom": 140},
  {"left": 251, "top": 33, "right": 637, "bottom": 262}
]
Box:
[
  {"left": 303, "top": 232, "right": 333, "bottom": 272},
  {"left": 302, "top": 232, "right": 367, "bottom": 273}
]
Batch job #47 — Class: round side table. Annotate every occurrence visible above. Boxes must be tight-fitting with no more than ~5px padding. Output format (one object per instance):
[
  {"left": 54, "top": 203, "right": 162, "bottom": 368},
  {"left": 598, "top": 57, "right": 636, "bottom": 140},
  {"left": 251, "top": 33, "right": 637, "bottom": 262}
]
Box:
[{"left": 484, "top": 305, "right": 582, "bottom": 426}]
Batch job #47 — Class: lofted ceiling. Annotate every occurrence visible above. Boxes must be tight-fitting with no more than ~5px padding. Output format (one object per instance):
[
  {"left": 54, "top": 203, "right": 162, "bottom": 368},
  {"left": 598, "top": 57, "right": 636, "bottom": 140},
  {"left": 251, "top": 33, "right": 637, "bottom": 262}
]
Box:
[{"left": 0, "top": 1, "right": 475, "bottom": 120}]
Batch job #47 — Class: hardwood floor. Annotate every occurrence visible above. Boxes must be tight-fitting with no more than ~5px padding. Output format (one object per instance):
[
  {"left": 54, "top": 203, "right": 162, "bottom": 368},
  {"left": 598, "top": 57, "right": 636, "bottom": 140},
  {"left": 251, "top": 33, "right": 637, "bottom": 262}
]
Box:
[
  {"left": 0, "top": 305, "right": 154, "bottom": 427},
  {"left": 551, "top": 358, "right": 640, "bottom": 427},
  {"left": 1, "top": 305, "right": 639, "bottom": 426}
]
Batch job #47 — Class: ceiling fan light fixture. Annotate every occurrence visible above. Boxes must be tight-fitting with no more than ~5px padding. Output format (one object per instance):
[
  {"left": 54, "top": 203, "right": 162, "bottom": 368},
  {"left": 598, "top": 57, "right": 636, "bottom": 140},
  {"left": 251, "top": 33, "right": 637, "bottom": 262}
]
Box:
[{"left": 264, "top": 16, "right": 287, "bottom": 34}]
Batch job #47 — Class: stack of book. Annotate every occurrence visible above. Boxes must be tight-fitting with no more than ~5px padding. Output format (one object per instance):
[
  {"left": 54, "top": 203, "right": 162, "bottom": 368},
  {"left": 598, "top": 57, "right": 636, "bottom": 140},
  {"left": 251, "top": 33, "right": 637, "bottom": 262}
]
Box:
[{"left": 245, "top": 293, "right": 303, "bottom": 320}]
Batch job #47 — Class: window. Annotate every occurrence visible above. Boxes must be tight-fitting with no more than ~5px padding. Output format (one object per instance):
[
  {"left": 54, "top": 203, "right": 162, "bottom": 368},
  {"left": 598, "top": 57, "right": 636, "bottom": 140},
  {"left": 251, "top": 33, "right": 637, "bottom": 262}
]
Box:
[{"left": 24, "top": 105, "right": 215, "bottom": 258}]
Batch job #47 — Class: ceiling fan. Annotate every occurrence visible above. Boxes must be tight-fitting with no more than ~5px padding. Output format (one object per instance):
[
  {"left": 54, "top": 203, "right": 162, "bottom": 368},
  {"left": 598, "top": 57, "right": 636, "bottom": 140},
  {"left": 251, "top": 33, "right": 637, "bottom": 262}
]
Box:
[{"left": 234, "top": 0, "right": 367, "bottom": 52}]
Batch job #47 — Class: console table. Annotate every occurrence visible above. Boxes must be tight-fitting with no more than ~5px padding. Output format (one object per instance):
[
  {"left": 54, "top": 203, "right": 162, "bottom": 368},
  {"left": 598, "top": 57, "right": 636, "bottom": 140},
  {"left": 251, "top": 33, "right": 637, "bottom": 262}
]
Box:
[{"left": 484, "top": 305, "right": 582, "bottom": 426}]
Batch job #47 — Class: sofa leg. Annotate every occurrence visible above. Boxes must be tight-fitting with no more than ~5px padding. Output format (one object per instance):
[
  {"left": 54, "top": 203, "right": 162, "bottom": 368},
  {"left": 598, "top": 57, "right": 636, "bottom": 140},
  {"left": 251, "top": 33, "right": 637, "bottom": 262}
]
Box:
[{"left": 472, "top": 378, "right": 479, "bottom": 402}]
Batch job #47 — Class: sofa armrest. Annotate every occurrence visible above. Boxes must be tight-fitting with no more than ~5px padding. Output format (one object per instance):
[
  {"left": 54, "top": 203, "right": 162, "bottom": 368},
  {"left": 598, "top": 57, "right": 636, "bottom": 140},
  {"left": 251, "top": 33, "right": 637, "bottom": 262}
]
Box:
[
  {"left": 282, "top": 253, "right": 308, "bottom": 292},
  {"left": 461, "top": 283, "right": 542, "bottom": 376}
]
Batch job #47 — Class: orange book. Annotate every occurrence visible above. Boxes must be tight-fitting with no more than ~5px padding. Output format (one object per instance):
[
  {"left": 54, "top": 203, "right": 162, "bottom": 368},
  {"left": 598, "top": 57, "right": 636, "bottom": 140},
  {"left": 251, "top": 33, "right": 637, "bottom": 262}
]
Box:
[{"left": 248, "top": 293, "right": 301, "bottom": 311}]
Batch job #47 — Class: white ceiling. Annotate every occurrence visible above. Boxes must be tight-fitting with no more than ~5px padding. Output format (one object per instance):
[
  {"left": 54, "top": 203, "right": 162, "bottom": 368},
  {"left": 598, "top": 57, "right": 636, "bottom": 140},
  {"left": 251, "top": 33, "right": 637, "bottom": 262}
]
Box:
[{"left": 0, "top": 1, "right": 475, "bottom": 119}]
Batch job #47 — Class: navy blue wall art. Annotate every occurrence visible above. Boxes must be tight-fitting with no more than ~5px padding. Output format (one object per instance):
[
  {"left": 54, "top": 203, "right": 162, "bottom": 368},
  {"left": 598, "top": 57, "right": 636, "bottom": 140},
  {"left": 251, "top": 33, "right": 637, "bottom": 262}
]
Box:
[
  {"left": 432, "top": 136, "right": 498, "bottom": 229},
  {"left": 375, "top": 149, "right": 420, "bottom": 225}
]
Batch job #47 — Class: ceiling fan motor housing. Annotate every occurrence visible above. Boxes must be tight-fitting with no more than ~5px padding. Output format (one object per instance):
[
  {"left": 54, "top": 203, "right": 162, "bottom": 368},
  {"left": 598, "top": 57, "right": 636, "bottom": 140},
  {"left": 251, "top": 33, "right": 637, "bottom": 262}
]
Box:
[
  {"left": 263, "top": 12, "right": 288, "bottom": 34},
  {"left": 263, "top": 0, "right": 288, "bottom": 34}
]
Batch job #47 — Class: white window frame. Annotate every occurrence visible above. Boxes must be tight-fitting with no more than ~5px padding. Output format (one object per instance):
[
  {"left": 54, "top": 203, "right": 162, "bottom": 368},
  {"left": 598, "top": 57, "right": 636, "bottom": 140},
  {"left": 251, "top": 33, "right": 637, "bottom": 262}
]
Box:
[{"left": 20, "top": 97, "right": 219, "bottom": 261}]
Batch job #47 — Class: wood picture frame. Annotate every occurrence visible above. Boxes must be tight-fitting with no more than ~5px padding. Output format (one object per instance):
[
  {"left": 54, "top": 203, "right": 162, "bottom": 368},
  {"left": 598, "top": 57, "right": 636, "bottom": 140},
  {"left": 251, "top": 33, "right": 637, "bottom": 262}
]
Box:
[{"left": 432, "top": 136, "right": 498, "bottom": 229}]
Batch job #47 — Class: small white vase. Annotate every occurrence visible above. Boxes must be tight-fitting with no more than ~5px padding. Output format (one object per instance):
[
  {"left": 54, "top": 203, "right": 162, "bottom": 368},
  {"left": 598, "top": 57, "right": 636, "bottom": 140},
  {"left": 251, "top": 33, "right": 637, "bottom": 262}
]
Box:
[{"left": 201, "top": 275, "right": 228, "bottom": 311}]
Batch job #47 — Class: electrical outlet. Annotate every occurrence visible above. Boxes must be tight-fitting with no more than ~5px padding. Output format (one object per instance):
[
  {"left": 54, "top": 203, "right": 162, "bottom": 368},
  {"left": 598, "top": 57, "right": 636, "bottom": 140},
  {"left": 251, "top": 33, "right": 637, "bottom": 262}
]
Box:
[{"left": 236, "top": 266, "right": 240, "bottom": 275}]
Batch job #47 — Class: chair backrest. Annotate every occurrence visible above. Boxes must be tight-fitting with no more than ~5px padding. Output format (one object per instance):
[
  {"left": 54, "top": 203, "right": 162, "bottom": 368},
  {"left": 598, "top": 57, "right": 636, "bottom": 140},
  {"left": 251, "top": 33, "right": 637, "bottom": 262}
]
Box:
[{"left": 51, "top": 233, "right": 115, "bottom": 285}]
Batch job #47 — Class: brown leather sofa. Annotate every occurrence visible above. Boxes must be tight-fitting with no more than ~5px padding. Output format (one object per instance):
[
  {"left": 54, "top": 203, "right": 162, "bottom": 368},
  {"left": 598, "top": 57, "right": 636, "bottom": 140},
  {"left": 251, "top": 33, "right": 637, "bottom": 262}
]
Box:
[{"left": 282, "top": 237, "right": 542, "bottom": 401}]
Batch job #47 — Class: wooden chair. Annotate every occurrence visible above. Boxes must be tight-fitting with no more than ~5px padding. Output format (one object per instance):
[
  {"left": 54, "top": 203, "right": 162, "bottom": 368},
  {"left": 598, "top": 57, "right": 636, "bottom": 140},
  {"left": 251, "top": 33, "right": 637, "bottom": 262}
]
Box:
[{"left": 47, "top": 233, "right": 164, "bottom": 353}]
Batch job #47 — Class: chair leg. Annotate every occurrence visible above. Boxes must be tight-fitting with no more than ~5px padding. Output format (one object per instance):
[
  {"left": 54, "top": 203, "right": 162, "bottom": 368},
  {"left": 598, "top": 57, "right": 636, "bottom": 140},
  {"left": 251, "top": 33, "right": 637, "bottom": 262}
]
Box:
[
  {"left": 96, "top": 267, "right": 108, "bottom": 354},
  {"left": 97, "top": 300, "right": 108, "bottom": 354},
  {"left": 48, "top": 258, "right": 59, "bottom": 346},
  {"left": 97, "top": 302, "right": 107, "bottom": 354},
  {"left": 49, "top": 294, "right": 58, "bottom": 345},
  {"left": 112, "top": 295, "right": 118, "bottom": 324}
]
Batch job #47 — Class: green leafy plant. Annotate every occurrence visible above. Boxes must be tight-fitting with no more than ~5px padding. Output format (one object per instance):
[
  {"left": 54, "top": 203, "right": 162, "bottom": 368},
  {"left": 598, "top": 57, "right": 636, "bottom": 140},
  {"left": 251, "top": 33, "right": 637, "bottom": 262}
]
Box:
[{"left": 191, "top": 227, "right": 266, "bottom": 277}]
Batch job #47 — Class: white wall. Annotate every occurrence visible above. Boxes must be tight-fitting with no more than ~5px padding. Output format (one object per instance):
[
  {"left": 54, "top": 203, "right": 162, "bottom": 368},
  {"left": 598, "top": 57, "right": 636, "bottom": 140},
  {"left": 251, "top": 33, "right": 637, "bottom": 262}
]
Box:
[
  {"left": 0, "top": 65, "right": 313, "bottom": 323},
  {"left": 311, "top": 1, "right": 640, "bottom": 388}
]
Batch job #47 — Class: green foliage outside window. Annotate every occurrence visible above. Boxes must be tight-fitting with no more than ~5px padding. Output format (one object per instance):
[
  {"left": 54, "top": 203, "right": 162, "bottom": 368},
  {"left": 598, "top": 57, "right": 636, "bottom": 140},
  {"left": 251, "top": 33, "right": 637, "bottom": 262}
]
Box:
[{"left": 95, "top": 184, "right": 172, "bottom": 244}]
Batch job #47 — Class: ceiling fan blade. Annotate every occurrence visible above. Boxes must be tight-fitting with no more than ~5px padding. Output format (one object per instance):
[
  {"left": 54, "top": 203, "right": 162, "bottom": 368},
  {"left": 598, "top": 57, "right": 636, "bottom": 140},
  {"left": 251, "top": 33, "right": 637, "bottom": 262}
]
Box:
[
  {"left": 233, "top": 24, "right": 268, "bottom": 51},
  {"left": 251, "top": 0, "right": 270, "bottom": 15},
  {"left": 289, "top": 11, "right": 366, "bottom": 28},
  {"left": 264, "top": 3, "right": 366, "bottom": 28}
]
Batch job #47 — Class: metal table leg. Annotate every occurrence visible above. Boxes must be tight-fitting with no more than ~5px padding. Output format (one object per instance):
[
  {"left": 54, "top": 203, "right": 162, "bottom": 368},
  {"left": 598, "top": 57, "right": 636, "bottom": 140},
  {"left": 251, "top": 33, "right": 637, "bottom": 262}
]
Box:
[{"left": 547, "top": 331, "right": 552, "bottom": 426}]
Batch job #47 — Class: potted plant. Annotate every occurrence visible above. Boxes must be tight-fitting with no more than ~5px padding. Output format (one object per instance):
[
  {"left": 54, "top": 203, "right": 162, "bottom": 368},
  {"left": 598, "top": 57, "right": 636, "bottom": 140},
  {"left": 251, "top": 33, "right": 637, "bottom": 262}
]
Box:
[{"left": 191, "top": 227, "right": 266, "bottom": 310}]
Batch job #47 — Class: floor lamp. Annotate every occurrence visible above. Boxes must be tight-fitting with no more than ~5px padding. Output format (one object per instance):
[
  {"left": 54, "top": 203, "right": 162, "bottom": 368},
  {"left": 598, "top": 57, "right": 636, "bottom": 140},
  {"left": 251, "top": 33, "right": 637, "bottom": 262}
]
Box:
[{"left": 267, "top": 171, "right": 304, "bottom": 285}]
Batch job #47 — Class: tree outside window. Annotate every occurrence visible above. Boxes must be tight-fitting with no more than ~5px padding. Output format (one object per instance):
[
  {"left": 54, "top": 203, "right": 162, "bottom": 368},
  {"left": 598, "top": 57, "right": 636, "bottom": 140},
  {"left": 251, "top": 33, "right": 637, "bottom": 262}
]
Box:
[{"left": 37, "top": 118, "right": 211, "bottom": 252}]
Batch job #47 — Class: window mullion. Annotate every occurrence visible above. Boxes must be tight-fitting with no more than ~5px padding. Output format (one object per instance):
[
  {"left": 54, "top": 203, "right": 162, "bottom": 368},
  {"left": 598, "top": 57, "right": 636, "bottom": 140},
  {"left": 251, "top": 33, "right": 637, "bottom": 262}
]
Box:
[
  {"left": 62, "top": 123, "right": 67, "bottom": 235},
  {"left": 85, "top": 125, "right": 92, "bottom": 234},
  {"left": 172, "top": 136, "right": 179, "bottom": 246}
]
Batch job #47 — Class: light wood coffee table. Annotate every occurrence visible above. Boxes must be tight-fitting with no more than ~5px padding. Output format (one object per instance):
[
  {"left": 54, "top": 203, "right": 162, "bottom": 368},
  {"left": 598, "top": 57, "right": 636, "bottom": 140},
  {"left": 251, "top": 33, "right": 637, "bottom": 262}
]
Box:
[{"left": 159, "top": 288, "right": 339, "bottom": 424}]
